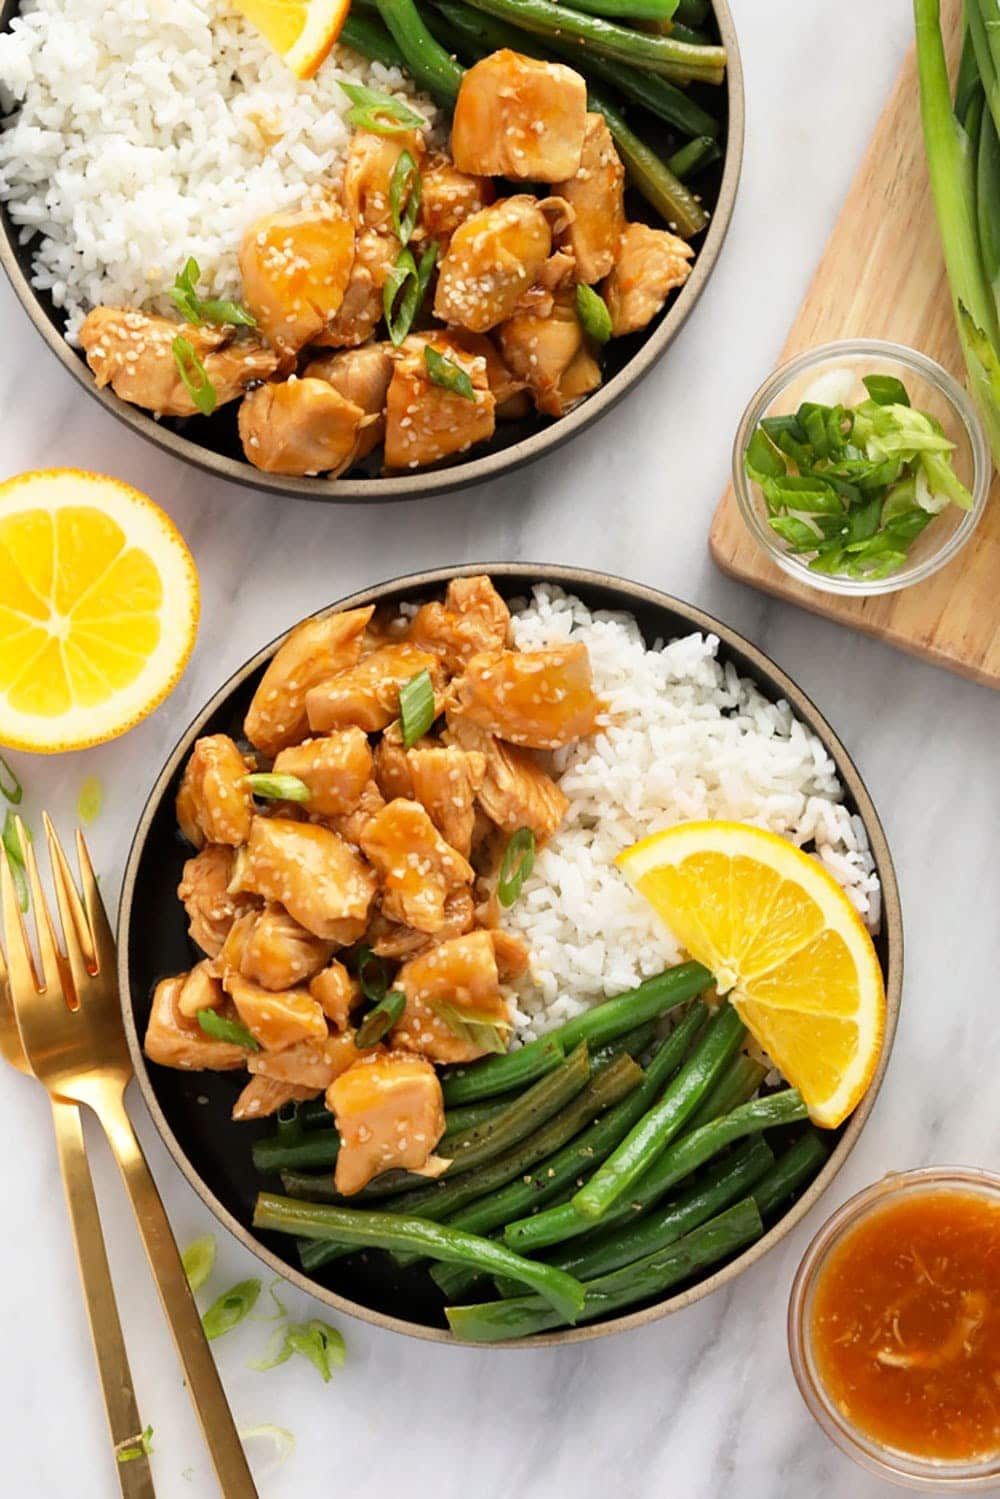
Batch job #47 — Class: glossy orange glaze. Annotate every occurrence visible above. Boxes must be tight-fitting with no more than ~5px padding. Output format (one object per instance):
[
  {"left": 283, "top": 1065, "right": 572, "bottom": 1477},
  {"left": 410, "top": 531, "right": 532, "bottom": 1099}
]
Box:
[{"left": 810, "top": 1189, "right": 1000, "bottom": 1463}]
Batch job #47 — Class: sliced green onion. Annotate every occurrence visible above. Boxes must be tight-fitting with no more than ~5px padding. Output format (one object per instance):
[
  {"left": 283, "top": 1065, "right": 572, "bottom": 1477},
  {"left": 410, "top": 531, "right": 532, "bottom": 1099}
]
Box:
[
  {"left": 172, "top": 335, "right": 217, "bottom": 416},
  {"left": 202, "top": 1278, "right": 262, "bottom": 1340},
  {"left": 1, "top": 810, "right": 30, "bottom": 912},
  {"left": 76, "top": 775, "right": 102, "bottom": 824},
  {"left": 575, "top": 284, "right": 613, "bottom": 345},
  {"left": 399, "top": 667, "right": 435, "bottom": 747},
  {"left": 0, "top": 755, "right": 22, "bottom": 805},
  {"left": 390, "top": 149, "right": 422, "bottom": 246},
  {"left": 238, "top": 1425, "right": 296, "bottom": 1470},
  {"left": 116, "top": 1426, "right": 154, "bottom": 1465},
  {"left": 383, "top": 242, "right": 438, "bottom": 345},
  {"left": 355, "top": 944, "right": 389, "bottom": 1003},
  {"left": 337, "top": 79, "right": 428, "bottom": 135},
  {"left": 863, "top": 373, "right": 910, "bottom": 407},
  {"left": 424, "top": 344, "right": 475, "bottom": 400},
  {"left": 242, "top": 772, "right": 311, "bottom": 803},
  {"left": 287, "top": 1320, "right": 346, "bottom": 1381},
  {"left": 170, "top": 256, "right": 256, "bottom": 328},
  {"left": 196, "top": 1008, "right": 260, "bottom": 1051},
  {"left": 498, "top": 827, "right": 536, "bottom": 907},
  {"left": 355, "top": 990, "right": 406, "bottom": 1049},
  {"left": 181, "top": 1233, "right": 216, "bottom": 1292},
  {"left": 431, "top": 1001, "right": 511, "bottom": 1055}
]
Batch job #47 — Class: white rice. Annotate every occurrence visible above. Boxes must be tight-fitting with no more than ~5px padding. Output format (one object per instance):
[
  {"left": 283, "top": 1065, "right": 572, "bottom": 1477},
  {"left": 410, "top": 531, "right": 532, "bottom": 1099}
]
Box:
[
  {"left": 0, "top": 0, "right": 437, "bottom": 340},
  {"left": 501, "top": 588, "right": 882, "bottom": 1040}
]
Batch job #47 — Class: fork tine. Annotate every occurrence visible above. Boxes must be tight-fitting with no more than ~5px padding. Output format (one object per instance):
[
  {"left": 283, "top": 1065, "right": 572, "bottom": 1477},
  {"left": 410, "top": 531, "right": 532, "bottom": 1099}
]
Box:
[
  {"left": 18, "top": 815, "right": 72, "bottom": 1003},
  {"left": 0, "top": 843, "right": 39, "bottom": 997},
  {"left": 75, "top": 827, "right": 116, "bottom": 978},
  {"left": 44, "top": 812, "right": 96, "bottom": 999},
  {"left": 0, "top": 939, "right": 30, "bottom": 1075}
]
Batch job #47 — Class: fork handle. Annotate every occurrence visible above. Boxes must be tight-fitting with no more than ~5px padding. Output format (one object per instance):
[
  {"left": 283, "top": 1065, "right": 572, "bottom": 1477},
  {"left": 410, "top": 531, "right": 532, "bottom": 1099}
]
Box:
[
  {"left": 51, "top": 1099, "right": 156, "bottom": 1499},
  {"left": 94, "top": 1093, "right": 259, "bottom": 1498}
]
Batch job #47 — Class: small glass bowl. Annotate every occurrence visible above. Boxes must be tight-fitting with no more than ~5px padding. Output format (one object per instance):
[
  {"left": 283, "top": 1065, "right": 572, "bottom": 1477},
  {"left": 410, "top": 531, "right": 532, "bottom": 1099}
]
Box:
[
  {"left": 732, "top": 340, "right": 990, "bottom": 596},
  {"left": 788, "top": 1166, "right": 1000, "bottom": 1490}
]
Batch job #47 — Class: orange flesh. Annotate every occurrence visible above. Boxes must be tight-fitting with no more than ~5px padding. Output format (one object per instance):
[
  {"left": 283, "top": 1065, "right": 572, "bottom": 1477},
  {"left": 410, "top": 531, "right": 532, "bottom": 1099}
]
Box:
[{"left": 810, "top": 1189, "right": 1000, "bottom": 1464}]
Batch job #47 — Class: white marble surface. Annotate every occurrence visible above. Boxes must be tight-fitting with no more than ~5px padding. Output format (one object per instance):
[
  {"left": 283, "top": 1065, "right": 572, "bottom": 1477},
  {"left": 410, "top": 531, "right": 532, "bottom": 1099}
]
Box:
[{"left": 2, "top": 1, "right": 1000, "bottom": 1494}]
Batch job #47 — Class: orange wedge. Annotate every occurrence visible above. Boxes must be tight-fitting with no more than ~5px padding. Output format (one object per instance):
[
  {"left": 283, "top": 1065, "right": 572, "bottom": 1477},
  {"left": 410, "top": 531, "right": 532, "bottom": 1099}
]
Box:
[
  {"left": 616, "top": 821, "right": 885, "bottom": 1128},
  {"left": 0, "top": 470, "right": 199, "bottom": 753},
  {"left": 233, "top": 0, "right": 350, "bottom": 79}
]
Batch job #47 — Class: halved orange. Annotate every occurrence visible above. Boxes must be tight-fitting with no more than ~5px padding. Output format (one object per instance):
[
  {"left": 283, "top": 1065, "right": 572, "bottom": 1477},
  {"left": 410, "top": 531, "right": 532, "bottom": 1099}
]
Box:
[
  {"left": 233, "top": 0, "right": 350, "bottom": 78},
  {"left": 0, "top": 470, "right": 199, "bottom": 753},
  {"left": 616, "top": 821, "right": 885, "bottom": 1128}
]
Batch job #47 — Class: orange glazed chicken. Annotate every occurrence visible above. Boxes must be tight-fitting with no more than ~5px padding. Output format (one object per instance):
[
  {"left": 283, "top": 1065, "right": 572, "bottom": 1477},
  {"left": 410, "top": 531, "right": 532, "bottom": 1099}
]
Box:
[
  {"left": 145, "top": 576, "right": 606, "bottom": 1198},
  {"left": 79, "top": 50, "right": 699, "bottom": 480}
]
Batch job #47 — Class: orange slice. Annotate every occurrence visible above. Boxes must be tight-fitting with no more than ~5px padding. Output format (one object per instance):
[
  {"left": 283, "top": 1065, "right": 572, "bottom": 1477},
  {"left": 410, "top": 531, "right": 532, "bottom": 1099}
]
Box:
[
  {"left": 233, "top": 0, "right": 350, "bottom": 79},
  {"left": 616, "top": 821, "right": 885, "bottom": 1128},
  {"left": 0, "top": 470, "right": 199, "bottom": 753}
]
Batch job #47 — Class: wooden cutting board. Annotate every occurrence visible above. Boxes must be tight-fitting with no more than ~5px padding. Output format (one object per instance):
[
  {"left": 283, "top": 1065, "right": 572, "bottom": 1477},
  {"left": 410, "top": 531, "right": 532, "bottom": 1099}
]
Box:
[{"left": 709, "top": 0, "right": 1000, "bottom": 689}]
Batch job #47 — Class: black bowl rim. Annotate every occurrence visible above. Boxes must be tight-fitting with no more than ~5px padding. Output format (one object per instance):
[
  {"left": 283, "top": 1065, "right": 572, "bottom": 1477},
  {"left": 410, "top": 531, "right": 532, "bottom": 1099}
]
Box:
[
  {"left": 117, "top": 563, "right": 903, "bottom": 1349},
  {"left": 0, "top": 3, "right": 744, "bottom": 503}
]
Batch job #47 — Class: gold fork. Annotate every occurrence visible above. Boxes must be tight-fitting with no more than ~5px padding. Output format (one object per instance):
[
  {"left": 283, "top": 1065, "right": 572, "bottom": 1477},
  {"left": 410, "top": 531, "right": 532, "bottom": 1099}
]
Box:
[
  {"left": 2, "top": 816, "right": 258, "bottom": 1498},
  {"left": 0, "top": 931, "right": 155, "bottom": 1496}
]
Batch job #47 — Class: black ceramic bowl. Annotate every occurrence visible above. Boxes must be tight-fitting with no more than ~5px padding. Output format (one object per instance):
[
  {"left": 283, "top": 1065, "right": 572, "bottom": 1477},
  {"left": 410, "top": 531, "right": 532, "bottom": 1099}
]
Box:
[
  {"left": 118, "top": 565, "right": 902, "bottom": 1347},
  {"left": 0, "top": 4, "right": 742, "bottom": 501}
]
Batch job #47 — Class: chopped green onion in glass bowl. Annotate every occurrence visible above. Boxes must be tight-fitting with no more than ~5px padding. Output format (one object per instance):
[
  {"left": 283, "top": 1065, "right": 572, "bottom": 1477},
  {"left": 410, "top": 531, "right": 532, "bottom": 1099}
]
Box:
[{"left": 732, "top": 340, "right": 990, "bottom": 596}]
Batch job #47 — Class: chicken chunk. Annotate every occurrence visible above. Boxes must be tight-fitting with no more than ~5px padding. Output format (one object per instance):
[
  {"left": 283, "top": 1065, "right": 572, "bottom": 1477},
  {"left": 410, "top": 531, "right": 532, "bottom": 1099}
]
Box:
[
  {"left": 434, "top": 195, "right": 572, "bottom": 333},
  {"left": 327, "top": 1053, "right": 446, "bottom": 1195},
  {"left": 239, "top": 206, "right": 356, "bottom": 358},
  {"left": 368, "top": 887, "right": 476, "bottom": 960},
  {"left": 360, "top": 798, "right": 475, "bottom": 934},
  {"left": 178, "top": 845, "right": 259, "bottom": 958},
  {"left": 248, "top": 1030, "right": 360, "bottom": 1089},
  {"left": 79, "top": 308, "right": 277, "bottom": 418},
  {"left": 245, "top": 606, "right": 374, "bottom": 756},
  {"left": 373, "top": 736, "right": 415, "bottom": 802},
  {"left": 232, "top": 1076, "right": 320, "bottom": 1122},
  {"left": 407, "top": 744, "right": 486, "bottom": 858},
  {"left": 499, "top": 290, "right": 602, "bottom": 419},
  {"left": 272, "top": 729, "right": 373, "bottom": 818},
  {"left": 239, "top": 377, "right": 371, "bottom": 477},
  {"left": 176, "top": 959, "right": 225, "bottom": 1019},
  {"left": 393, "top": 929, "right": 513, "bottom": 1064},
  {"left": 383, "top": 334, "right": 495, "bottom": 470},
  {"left": 449, "top": 643, "right": 603, "bottom": 749},
  {"left": 602, "top": 222, "right": 694, "bottom": 337},
  {"left": 341, "top": 130, "right": 425, "bottom": 232},
  {"left": 236, "top": 904, "right": 334, "bottom": 991},
  {"left": 491, "top": 928, "right": 531, "bottom": 981},
  {"left": 445, "top": 712, "right": 569, "bottom": 842},
  {"left": 554, "top": 113, "right": 626, "bottom": 283},
  {"left": 144, "top": 976, "right": 248, "bottom": 1071},
  {"left": 408, "top": 574, "right": 511, "bottom": 675},
  {"left": 176, "top": 734, "right": 254, "bottom": 850},
  {"left": 304, "top": 342, "right": 394, "bottom": 460},
  {"left": 325, "top": 779, "right": 386, "bottom": 847},
  {"left": 224, "top": 970, "right": 328, "bottom": 1051},
  {"left": 309, "top": 960, "right": 361, "bottom": 1031},
  {"left": 305, "top": 642, "right": 443, "bottom": 734},
  {"left": 236, "top": 817, "right": 378, "bottom": 942},
  {"left": 419, "top": 153, "right": 494, "bottom": 245},
  {"left": 311, "top": 229, "right": 399, "bottom": 351},
  {"left": 451, "top": 51, "right": 588, "bottom": 182}
]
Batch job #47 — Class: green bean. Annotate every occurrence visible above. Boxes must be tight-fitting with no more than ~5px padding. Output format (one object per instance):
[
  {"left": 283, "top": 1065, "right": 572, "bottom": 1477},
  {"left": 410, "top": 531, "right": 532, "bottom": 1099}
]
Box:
[
  {"left": 543, "top": 1137, "right": 774, "bottom": 1282},
  {"left": 591, "top": 1019, "right": 657, "bottom": 1067},
  {"left": 572, "top": 1004, "right": 746, "bottom": 1220},
  {"left": 684, "top": 1052, "right": 765, "bottom": 1133},
  {"left": 427, "top": 1004, "right": 707, "bottom": 1299},
  {"left": 674, "top": 0, "right": 710, "bottom": 23},
  {"left": 254, "top": 1131, "right": 341, "bottom": 1176},
  {"left": 280, "top": 1167, "right": 339, "bottom": 1202},
  {"left": 752, "top": 1131, "right": 829, "bottom": 1219},
  {"left": 339, "top": 9, "right": 407, "bottom": 69},
  {"left": 667, "top": 135, "right": 722, "bottom": 181},
  {"left": 446, "top": 1199, "right": 762, "bottom": 1341},
  {"left": 441, "top": 1043, "right": 591, "bottom": 1176},
  {"left": 298, "top": 1052, "right": 643, "bottom": 1272},
  {"left": 589, "top": 89, "right": 711, "bottom": 237},
  {"left": 440, "top": 1098, "right": 510, "bottom": 1138},
  {"left": 373, "top": 0, "right": 465, "bottom": 105},
  {"left": 506, "top": 1088, "right": 806, "bottom": 1253},
  {"left": 441, "top": 1035, "right": 565, "bottom": 1106},
  {"left": 459, "top": 0, "right": 726, "bottom": 83},
  {"left": 563, "top": 0, "right": 680, "bottom": 20},
  {"left": 254, "top": 1194, "right": 586, "bottom": 1321},
  {"left": 298, "top": 1098, "right": 336, "bottom": 1131}
]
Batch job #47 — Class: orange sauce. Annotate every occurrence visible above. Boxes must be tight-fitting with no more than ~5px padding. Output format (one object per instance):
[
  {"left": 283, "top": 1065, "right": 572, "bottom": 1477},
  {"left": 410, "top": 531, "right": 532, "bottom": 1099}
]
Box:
[{"left": 810, "top": 1188, "right": 1000, "bottom": 1464}]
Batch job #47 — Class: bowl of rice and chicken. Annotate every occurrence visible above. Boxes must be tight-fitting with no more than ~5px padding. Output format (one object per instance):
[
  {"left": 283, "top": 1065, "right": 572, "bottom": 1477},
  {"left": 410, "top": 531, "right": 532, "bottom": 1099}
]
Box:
[
  {"left": 0, "top": 0, "right": 742, "bottom": 500},
  {"left": 120, "top": 565, "right": 901, "bottom": 1346}
]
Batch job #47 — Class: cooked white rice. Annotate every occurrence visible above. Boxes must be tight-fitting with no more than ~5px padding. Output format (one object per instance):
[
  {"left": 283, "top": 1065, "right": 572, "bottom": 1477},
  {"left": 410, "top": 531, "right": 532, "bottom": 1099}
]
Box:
[
  {"left": 502, "top": 588, "right": 882, "bottom": 1041},
  {"left": 0, "top": 0, "right": 437, "bottom": 341}
]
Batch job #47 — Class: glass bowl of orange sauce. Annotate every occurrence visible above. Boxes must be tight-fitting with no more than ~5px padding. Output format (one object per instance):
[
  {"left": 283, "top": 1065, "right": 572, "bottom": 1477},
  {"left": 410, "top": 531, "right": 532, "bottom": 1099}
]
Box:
[{"left": 788, "top": 1167, "right": 1000, "bottom": 1489}]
